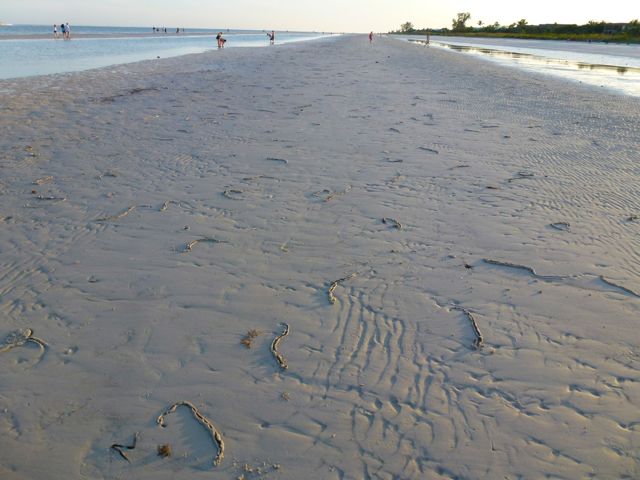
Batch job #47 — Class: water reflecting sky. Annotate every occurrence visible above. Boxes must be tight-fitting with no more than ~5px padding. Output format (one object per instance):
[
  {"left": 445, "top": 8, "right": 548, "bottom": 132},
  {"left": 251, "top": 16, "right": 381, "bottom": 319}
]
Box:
[
  {"left": 0, "top": 31, "right": 333, "bottom": 79},
  {"left": 400, "top": 35, "right": 640, "bottom": 97}
]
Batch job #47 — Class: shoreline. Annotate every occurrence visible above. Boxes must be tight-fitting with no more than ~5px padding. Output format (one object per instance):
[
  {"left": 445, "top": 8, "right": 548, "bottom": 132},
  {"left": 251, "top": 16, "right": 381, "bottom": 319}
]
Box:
[{"left": 1, "top": 35, "right": 639, "bottom": 479}]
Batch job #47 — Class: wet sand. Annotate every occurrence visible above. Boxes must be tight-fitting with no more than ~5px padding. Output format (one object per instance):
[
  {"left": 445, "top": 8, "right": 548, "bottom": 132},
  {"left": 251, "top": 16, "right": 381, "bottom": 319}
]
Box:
[{"left": 1, "top": 35, "right": 639, "bottom": 479}]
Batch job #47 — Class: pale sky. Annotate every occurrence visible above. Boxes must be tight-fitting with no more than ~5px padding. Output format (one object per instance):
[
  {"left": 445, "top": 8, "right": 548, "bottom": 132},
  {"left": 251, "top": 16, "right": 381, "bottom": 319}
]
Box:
[{"left": 1, "top": 0, "right": 638, "bottom": 33}]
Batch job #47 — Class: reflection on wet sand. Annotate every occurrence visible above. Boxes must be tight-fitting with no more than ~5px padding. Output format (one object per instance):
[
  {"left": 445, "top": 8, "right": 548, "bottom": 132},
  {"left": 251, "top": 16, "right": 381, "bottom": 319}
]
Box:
[{"left": 410, "top": 40, "right": 640, "bottom": 76}]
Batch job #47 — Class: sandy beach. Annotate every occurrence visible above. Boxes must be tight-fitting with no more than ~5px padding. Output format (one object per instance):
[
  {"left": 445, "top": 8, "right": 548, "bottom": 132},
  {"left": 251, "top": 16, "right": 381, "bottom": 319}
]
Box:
[{"left": 1, "top": 34, "right": 640, "bottom": 479}]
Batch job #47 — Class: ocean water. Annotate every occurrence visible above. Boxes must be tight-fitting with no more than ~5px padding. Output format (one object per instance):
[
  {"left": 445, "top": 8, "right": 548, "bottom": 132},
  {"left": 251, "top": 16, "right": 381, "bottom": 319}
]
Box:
[
  {"left": 397, "top": 35, "right": 640, "bottom": 97},
  {"left": 0, "top": 24, "right": 220, "bottom": 36},
  {"left": 0, "top": 25, "right": 335, "bottom": 79}
]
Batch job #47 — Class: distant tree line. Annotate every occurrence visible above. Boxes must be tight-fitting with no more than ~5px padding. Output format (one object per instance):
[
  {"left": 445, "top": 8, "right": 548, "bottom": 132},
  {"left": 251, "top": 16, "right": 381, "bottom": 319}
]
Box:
[{"left": 392, "top": 15, "right": 640, "bottom": 42}]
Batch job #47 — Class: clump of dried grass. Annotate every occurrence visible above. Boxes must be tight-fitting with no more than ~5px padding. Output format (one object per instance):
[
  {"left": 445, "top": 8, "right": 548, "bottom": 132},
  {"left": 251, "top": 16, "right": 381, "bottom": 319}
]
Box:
[{"left": 240, "top": 329, "right": 261, "bottom": 349}]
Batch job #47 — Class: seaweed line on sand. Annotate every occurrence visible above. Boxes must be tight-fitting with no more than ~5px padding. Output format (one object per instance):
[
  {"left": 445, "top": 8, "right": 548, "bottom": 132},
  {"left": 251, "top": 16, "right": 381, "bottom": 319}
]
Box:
[
  {"left": 388, "top": 174, "right": 404, "bottom": 184},
  {"left": 157, "top": 401, "right": 225, "bottom": 467},
  {"left": 99, "top": 87, "right": 159, "bottom": 103},
  {"left": 33, "top": 175, "right": 53, "bottom": 185},
  {"left": 328, "top": 273, "right": 357, "bottom": 304},
  {"left": 323, "top": 185, "right": 352, "bottom": 202},
  {"left": 97, "top": 205, "right": 137, "bottom": 222},
  {"left": 110, "top": 432, "right": 139, "bottom": 463},
  {"left": 507, "top": 171, "right": 534, "bottom": 183},
  {"left": 183, "top": 238, "right": 222, "bottom": 253},
  {"left": 0, "top": 328, "right": 47, "bottom": 360},
  {"left": 96, "top": 171, "right": 119, "bottom": 180},
  {"left": 382, "top": 217, "right": 403, "bottom": 230},
  {"left": 549, "top": 222, "right": 570, "bottom": 232},
  {"left": 483, "top": 258, "right": 640, "bottom": 298},
  {"left": 35, "top": 195, "right": 66, "bottom": 202},
  {"left": 452, "top": 307, "right": 484, "bottom": 349},
  {"left": 271, "top": 323, "right": 290, "bottom": 370},
  {"left": 265, "top": 157, "right": 288, "bottom": 164},
  {"left": 98, "top": 204, "right": 158, "bottom": 221},
  {"left": 160, "top": 200, "right": 187, "bottom": 212},
  {"left": 222, "top": 189, "right": 243, "bottom": 200},
  {"left": 419, "top": 146, "right": 439, "bottom": 154}
]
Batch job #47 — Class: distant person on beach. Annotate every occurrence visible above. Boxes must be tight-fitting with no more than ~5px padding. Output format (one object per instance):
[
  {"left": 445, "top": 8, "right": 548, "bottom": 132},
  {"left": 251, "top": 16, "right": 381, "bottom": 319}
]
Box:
[
  {"left": 60, "top": 23, "right": 65, "bottom": 38},
  {"left": 53, "top": 24, "right": 58, "bottom": 38},
  {"left": 216, "top": 32, "right": 226, "bottom": 48},
  {"left": 267, "top": 30, "right": 275, "bottom": 44},
  {"left": 65, "top": 22, "right": 71, "bottom": 39},
  {"left": 176, "top": 27, "right": 180, "bottom": 34},
  {"left": 369, "top": 31, "right": 373, "bottom": 43}
]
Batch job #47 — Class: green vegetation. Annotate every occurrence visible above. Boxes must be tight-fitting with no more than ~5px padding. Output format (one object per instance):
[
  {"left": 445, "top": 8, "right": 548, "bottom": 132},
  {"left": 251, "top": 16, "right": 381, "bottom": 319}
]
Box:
[
  {"left": 391, "top": 17, "right": 640, "bottom": 43},
  {"left": 451, "top": 12, "right": 471, "bottom": 32},
  {"left": 399, "top": 22, "right": 414, "bottom": 33}
]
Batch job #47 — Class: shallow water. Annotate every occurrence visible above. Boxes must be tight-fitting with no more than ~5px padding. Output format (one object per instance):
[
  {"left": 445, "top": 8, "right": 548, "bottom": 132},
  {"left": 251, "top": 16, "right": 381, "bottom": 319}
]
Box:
[
  {"left": 0, "top": 27, "right": 334, "bottom": 79},
  {"left": 398, "top": 35, "right": 640, "bottom": 97}
]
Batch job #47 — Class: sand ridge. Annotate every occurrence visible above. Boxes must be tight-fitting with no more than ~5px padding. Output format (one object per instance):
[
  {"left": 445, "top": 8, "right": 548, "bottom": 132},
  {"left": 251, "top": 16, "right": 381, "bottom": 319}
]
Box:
[{"left": 1, "top": 35, "right": 640, "bottom": 479}]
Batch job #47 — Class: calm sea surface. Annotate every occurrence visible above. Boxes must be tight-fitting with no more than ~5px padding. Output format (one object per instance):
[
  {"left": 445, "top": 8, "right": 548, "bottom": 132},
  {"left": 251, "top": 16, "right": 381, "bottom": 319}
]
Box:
[
  {"left": 0, "top": 25, "right": 336, "bottom": 79},
  {"left": 0, "top": 24, "right": 222, "bottom": 36},
  {"left": 397, "top": 35, "right": 640, "bottom": 97}
]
